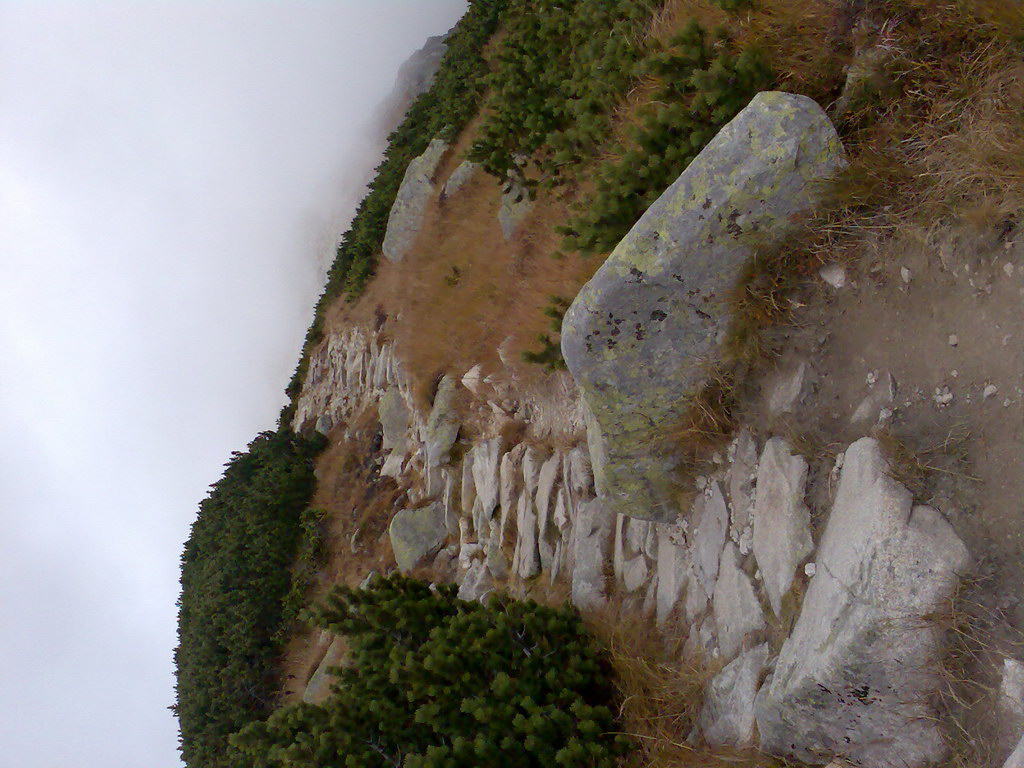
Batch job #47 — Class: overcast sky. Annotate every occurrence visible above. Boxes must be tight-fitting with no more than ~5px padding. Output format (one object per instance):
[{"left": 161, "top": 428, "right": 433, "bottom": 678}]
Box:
[{"left": 0, "top": 2, "right": 465, "bottom": 765}]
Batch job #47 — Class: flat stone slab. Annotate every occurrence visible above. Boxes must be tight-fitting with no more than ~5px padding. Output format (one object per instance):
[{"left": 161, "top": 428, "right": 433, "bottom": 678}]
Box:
[
  {"left": 571, "top": 499, "right": 615, "bottom": 610},
  {"left": 690, "top": 481, "right": 729, "bottom": 598},
  {"left": 379, "top": 386, "right": 410, "bottom": 453},
  {"left": 498, "top": 178, "right": 532, "bottom": 239},
  {"left": 700, "top": 643, "right": 770, "bottom": 747},
  {"left": 302, "top": 636, "right": 347, "bottom": 704},
  {"left": 562, "top": 91, "right": 845, "bottom": 521},
  {"left": 754, "top": 437, "right": 970, "bottom": 768},
  {"left": 424, "top": 375, "right": 460, "bottom": 467},
  {"left": 713, "top": 542, "right": 765, "bottom": 661},
  {"left": 389, "top": 502, "right": 447, "bottom": 573},
  {"left": 752, "top": 437, "right": 814, "bottom": 616}
]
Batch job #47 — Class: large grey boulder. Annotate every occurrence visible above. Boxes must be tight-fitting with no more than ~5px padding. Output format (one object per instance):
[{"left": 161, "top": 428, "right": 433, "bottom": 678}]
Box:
[
  {"left": 754, "top": 437, "right": 970, "bottom": 767},
  {"left": 424, "top": 375, "right": 460, "bottom": 467},
  {"left": 561, "top": 92, "right": 845, "bottom": 521},
  {"left": 389, "top": 502, "right": 447, "bottom": 573},
  {"left": 752, "top": 438, "right": 814, "bottom": 616},
  {"left": 382, "top": 138, "right": 448, "bottom": 263}
]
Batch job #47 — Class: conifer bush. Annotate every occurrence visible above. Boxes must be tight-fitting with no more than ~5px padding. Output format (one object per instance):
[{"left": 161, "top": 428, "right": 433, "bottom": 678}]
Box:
[
  {"left": 175, "top": 429, "right": 326, "bottom": 768},
  {"left": 230, "top": 574, "right": 631, "bottom": 768},
  {"left": 469, "top": 0, "right": 656, "bottom": 183},
  {"left": 561, "top": 23, "right": 773, "bottom": 255}
]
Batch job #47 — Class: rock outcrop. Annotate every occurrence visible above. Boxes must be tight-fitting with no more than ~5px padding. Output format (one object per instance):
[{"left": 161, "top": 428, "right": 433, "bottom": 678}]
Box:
[
  {"left": 498, "top": 177, "right": 533, "bottom": 239},
  {"left": 561, "top": 92, "right": 846, "bottom": 521},
  {"left": 754, "top": 437, "right": 970, "bottom": 767},
  {"left": 382, "top": 138, "right": 448, "bottom": 263},
  {"left": 441, "top": 160, "right": 479, "bottom": 199}
]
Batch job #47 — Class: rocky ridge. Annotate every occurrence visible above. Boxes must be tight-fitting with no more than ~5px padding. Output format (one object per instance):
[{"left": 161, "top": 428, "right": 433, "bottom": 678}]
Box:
[{"left": 290, "top": 92, "right": 1021, "bottom": 766}]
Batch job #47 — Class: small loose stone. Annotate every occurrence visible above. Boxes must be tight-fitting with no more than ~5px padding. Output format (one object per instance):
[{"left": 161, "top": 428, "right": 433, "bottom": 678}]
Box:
[
  {"left": 948, "top": 334, "right": 959, "bottom": 347},
  {"left": 820, "top": 263, "right": 846, "bottom": 289},
  {"left": 900, "top": 267, "right": 912, "bottom": 284},
  {"left": 983, "top": 384, "right": 998, "bottom": 400},
  {"left": 804, "top": 562, "right": 817, "bottom": 577}
]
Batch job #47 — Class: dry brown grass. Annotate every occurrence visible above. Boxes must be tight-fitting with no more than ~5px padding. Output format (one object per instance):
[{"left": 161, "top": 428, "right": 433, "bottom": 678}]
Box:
[
  {"left": 926, "top": 568, "right": 1024, "bottom": 768},
  {"left": 871, "top": 424, "right": 977, "bottom": 497},
  {"left": 326, "top": 119, "right": 600, "bottom": 413},
  {"left": 669, "top": 367, "right": 740, "bottom": 473}
]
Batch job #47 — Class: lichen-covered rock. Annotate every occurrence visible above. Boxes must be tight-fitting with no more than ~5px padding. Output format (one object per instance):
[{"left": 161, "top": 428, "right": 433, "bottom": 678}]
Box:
[
  {"left": 499, "top": 444, "right": 525, "bottom": 537},
  {"left": 622, "top": 555, "right": 649, "bottom": 593},
  {"left": 727, "top": 429, "right": 758, "bottom": 550},
  {"left": 472, "top": 438, "right": 503, "bottom": 524},
  {"left": 382, "top": 138, "right": 448, "bottom": 263},
  {"left": 424, "top": 375, "right": 460, "bottom": 467},
  {"left": 389, "top": 503, "right": 447, "bottom": 573},
  {"left": 512, "top": 490, "right": 539, "bottom": 579},
  {"left": 754, "top": 438, "right": 970, "bottom": 768},
  {"left": 752, "top": 437, "right": 814, "bottom": 616},
  {"left": 562, "top": 92, "right": 846, "bottom": 521}
]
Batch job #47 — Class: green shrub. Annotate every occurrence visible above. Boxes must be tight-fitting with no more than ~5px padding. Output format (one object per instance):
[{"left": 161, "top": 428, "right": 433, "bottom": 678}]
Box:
[
  {"left": 561, "top": 23, "right": 773, "bottom": 254},
  {"left": 469, "top": 0, "right": 657, "bottom": 183},
  {"left": 230, "top": 574, "right": 631, "bottom": 768}
]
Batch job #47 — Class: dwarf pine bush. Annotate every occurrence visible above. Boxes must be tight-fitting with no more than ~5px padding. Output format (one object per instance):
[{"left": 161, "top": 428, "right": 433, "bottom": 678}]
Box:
[{"left": 230, "top": 574, "right": 631, "bottom": 768}]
